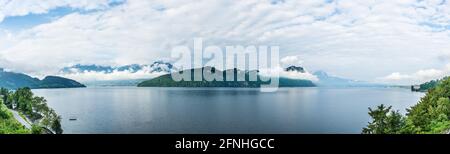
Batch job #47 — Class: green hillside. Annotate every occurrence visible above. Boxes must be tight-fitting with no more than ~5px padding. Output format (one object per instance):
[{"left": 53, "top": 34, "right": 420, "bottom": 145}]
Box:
[
  {"left": 364, "top": 77, "right": 450, "bottom": 134},
  {"left": 0, "top": 102, "right": 30, "bottom": 134},
  {"left": 138, "top": 67, "right": 316, "bottom": 88},
  {"left": 0, "top": 69, "right": 85, "bottom": 89},
  {"left": 412, "top": 77, "right": 446, "bottom": 92}
]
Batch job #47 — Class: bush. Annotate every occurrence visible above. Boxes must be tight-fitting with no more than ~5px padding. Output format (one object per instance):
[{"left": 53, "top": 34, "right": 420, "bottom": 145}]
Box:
[
  {"left": 31, "top": 124, "right": 43, "bottom": 134},
  {"left": 0, "top": 103, "right": 30, "bottom": 134},
  {"left": 0, "top": 103, "right": 11, "bottom": 119}
]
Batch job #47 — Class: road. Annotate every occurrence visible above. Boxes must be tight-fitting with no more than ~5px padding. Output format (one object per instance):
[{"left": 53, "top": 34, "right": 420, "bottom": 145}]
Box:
[{"left": 9, "top": 109, "right": 32, "bottom": 129}]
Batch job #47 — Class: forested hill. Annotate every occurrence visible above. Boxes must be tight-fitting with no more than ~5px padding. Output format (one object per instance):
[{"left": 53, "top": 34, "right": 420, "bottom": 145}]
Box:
[
  {"left": 411, "top": 77, "right": 446, "bottom": 92},
  {"left": 137, "top": 67, "right": 316, "bottom": 88},
  {"left": 364, "top": 77, "right": 450, "bottom": 134},
  {"left": 0, "top": 69, "right": 85, "bottom": 89}
]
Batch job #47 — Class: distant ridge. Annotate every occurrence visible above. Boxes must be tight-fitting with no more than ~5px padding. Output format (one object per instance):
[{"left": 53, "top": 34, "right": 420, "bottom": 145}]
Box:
[
  {"left": 137, "top": 67, "right": 316, "bottom": 88},
  {"left": 313, "top": 71, "right": 384, "bottom": 87},
  {"left": 59, "top": 61, "right": 174, "bottom": 86},
  {"left": 60, "top": 61, "right": 174, "bottom": 74},
  {"left": 0, "top": 68, "right": 85, "bottom": 89},
  {"left": 411, "top": 77, "right": 446, "bottom": 92}
]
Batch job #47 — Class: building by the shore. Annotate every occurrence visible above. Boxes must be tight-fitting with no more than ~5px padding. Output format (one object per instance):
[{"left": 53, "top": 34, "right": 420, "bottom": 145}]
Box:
[{"left": 411, "top": 85, "right": 421, "bottom": 92}]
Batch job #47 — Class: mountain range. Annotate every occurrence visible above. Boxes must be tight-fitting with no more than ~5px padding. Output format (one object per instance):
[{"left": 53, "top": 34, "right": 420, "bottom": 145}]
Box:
[
  {"left": 59, "top": 60, "right": 385, "bottom": 88},
  {"left": 59, "top": 61, "right": 174, "bottom": 86},
  {"left": 313, "top": 71, "right": 384, "bottom": 87},
  {"left": 0, "top": 68, "right": 85, "bottom": 89},
  {"left": 60, "top": 61, "right": 174, "bottom": 74},
  {"left": 137, "top": 66, "right": 316, "bottom": 88}
]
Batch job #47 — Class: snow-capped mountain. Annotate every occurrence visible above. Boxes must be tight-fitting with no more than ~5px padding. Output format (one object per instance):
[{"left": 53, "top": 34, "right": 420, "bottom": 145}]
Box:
[
  {"left": 60, "top": 61, "right": 174, "bottom": 74},
  {"left": 58, "top": 61, "right": 175, "bottom": 86}
]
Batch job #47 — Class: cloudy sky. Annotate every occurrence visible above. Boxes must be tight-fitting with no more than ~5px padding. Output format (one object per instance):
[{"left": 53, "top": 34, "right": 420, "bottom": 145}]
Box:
[{"left": 1, "top": 0, "right": 450, "bottom": 84}]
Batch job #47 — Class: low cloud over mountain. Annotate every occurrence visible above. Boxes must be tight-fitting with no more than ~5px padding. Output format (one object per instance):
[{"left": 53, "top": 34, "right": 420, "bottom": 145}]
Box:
[{"left": 58, "top": 61, "right": 174, "bottom": 82}]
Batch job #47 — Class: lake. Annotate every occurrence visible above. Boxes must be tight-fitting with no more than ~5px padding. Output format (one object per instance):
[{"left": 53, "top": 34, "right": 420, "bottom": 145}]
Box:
[{"left": 32, "top": 87, "right": 424, "bottom": 134}]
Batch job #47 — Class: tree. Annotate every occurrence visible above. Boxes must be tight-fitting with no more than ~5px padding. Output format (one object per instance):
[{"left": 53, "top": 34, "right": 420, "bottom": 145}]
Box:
[
  {"left": 51, "top": 115, "right": 63, "bottom": 134},
  {"left": 365, "top": 77, "right": 450, "bottom": 134},
  {"left": 405, "top": 78, "right": 450, "bottom": 133},
  {"left": 31, "top": 124, "right": 43, "bottom": 134},
  {"left": 0, "top": 87, "right": 9, "bottom": 102},
  {"left": 1, "top": 87, "right": 63, "bottom": 134},
  {"left": 362, "top": 104, "right": 405, "bottom": 134},
  {"left": 11, "top": 88, "right": 33, "bottom": 113},
  {"left": 0, "top": 100, "right": 10, "bottom": 119},
  {"left": 384, "top": 110, "right": 404, "bottom": 134},
  {"left": 0, "top": 87, "right": 11, "bottom": 108}
]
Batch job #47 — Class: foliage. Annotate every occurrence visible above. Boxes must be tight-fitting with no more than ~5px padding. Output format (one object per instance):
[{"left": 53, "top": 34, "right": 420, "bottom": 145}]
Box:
[
  {"left": 51, "top": 115, "right": 63, "bottom": 134},
  {"left": 138, "top": 67, "right": 316, "bottom": 87},
  {"left": 31, "top": 124, "right": 43, "bottom": 134},
  {"left": 414, "top": 77, "right": 449, "bottom": 92},
  {"left": 0, "top": 101, "right": 10, "bottom": 119},
  {"left": 0, "top": 87, "right": 63, "bottom": 134},
  {"left": 364, "top": 77, "right": 450, "bottom": 134},
  {"left": 0, "top": 102, "right": 30, "bottom": 134},
  {"left": 0, "top": 87, "right": 11, "bottom": 108},
  {"left": 404, "top": 78, "right": 450, "bottom": 133},
  {"left": 362, "top": 104, "right": 404, "bottom": 134}
]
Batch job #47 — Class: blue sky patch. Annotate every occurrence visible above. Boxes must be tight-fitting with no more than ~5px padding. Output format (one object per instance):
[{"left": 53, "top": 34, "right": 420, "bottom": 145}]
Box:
[
  {"left": 0, "top": 0, "right": 126, "bottom": 32},
  {"left": 0, "top": 7, "right": 74, "bottom": 32}
]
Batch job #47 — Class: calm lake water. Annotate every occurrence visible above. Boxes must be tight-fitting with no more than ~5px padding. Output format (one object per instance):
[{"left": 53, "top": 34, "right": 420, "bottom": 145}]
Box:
[{"left": 32, "top": 87, "right": 424, "bottom": 134}]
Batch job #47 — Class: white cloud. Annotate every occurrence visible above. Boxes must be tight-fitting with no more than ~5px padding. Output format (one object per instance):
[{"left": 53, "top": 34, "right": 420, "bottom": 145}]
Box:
[
  {"left": 281, "top": 70, "right": 319, "bottom": 82},
  {"left": 259, "top": 67, "right": 319, "bottom": 82},
  {"left": 1, "top": 0, "right": 450, "bottom": 84},
  {"left": 280, "top": 55, "right": 303, "bottom": 67},
  {"left": 382, "top": 72, "right": 412, "bottom": 81},
  {"left": 59, "top": 70, "right": 166, "bottom": 82},
  {"left": 380, "top": 64, "right": 450, "bottom": 84},
  {"left": 0, "top": 0, "right": 114, "bottom": 22}
]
